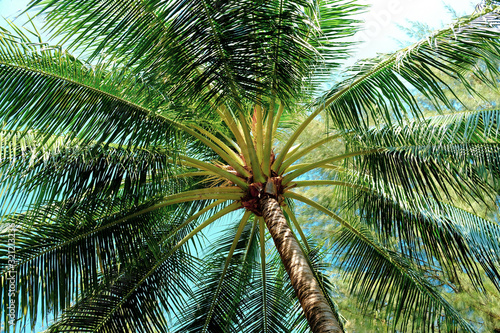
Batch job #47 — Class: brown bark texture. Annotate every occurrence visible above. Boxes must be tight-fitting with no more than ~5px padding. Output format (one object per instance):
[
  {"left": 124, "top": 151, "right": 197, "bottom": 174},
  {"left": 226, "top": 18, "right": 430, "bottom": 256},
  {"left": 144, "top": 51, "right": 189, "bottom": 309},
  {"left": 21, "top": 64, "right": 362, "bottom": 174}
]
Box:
[{"left": 259, "top": 196, "right": 344, "bottom": 333}]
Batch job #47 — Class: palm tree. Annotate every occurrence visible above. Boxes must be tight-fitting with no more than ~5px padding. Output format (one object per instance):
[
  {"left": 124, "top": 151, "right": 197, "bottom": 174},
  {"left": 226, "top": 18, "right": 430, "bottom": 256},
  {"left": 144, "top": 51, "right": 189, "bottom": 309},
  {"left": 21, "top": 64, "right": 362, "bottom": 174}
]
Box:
[{"left": 1, "top": 1, "right": 500, "bottom": 332}]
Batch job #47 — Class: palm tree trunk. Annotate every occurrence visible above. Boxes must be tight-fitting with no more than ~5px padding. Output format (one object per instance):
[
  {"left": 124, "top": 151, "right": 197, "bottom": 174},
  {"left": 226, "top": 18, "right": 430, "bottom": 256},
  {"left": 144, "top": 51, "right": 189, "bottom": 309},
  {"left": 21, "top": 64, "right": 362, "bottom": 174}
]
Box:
[{"left": 259, "top": 196, "right": 344, "bottom": 333}]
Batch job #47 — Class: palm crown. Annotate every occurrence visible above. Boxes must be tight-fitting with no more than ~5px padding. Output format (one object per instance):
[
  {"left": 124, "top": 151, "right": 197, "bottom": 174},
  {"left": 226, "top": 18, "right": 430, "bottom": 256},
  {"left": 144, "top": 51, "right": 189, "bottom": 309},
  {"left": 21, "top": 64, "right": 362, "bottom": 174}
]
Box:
[{"left": 1, "top": 1, "right": 500, "bottom": 332}]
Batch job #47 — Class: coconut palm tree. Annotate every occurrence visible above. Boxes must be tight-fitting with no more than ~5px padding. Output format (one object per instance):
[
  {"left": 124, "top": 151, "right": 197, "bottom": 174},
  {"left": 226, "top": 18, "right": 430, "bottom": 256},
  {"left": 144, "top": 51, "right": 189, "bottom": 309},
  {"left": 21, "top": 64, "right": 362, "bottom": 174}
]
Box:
[{"left": 1, "top": 1, "right": 500, "bottom": 332}]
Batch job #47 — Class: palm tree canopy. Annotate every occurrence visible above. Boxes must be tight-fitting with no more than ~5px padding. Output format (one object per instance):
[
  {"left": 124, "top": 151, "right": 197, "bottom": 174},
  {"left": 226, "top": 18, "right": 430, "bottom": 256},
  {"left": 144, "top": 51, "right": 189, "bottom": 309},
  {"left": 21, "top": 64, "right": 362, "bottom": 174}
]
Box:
[{"left": 1, "top": 1, "right": 500, "bottom": 332}]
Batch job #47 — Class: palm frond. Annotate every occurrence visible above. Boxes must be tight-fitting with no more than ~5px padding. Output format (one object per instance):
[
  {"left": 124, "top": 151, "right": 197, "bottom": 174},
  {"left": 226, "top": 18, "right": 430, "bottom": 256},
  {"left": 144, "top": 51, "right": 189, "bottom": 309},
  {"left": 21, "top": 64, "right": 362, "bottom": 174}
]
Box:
[
  {"left": 355, "top": 109, "right": 500, "bottom": 147},
  {"left": 0, "top": 196, "right": 221, "bottom": 329},
  {"left": 47, "top": 249, "right": 198, "bottom": 333},
  {"left": 175, "top": 216, "right": 258, "bottom": 332},
  {"left": 344, "top": 110, "right": 500, "bottom": 199},
  {"left": 242, "top": 251, "right": 305, "bottom": 333},
  {"left": 296, "top": 162, "right": 500, "bottom": 292},
  {"left": 0, "top": 127, "right": 225, "bottom": 217},
  {"left": 0, "top": 25, "right": 181, "bottom": 148},
  {"left": 358, "top": 143, "right": 499, "bottom": 202},
  {"left": 0, "top": 136, "right": 171, "bottom": 211},
  {"left": 350, "top": 187, "right": 500, "bottom": 290},
  {"left": 287, "top": 192, "right": 474, "bottom": 332},
  {"left": 307, "top": 0, "right": 365, "bottom": 92},
  {"left": 319, "top": 7, "right": 500, "bottom": 129},
  {"left": 335, "top": 223, "right": 474, "bottom": 332},
  {"left": 28, "top": 0, "right": 362, "bottom": 107}
]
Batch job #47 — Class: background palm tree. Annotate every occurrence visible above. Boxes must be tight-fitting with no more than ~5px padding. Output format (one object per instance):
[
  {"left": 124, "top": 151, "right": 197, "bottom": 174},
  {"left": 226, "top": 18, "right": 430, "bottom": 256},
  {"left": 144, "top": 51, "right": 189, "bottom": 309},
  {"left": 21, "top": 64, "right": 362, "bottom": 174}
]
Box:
[{"left": 1, "top": 1, "right": 500, "bottom": 332}]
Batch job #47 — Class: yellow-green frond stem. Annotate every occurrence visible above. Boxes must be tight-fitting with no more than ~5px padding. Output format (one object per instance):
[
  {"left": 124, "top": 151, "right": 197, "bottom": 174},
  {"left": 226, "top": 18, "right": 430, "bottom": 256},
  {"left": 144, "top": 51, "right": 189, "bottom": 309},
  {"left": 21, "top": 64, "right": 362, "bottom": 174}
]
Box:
[
  {"left": 272, "top": 105, "right": 323, "bottom": 172},
  {"left": 230, "top": 110, "right": 252, "bottom": 170},
  {"left": 254, "top": 103, "right": 264, "bottom": 162},
  {"left": 263, "top": 102, "right": 284, "bottom": 177},
  {"left": 272, "top": 103, "right": 285, "bottom": 143},
  {"left": 262, "top": 101, "right": 275, "bottom": 177},
  {"left": 284, "top": 192, "right": 372, "bottom": 247},
  {"left": 175, "top": 122, "right": 249, "bottom": 178},
  {"left": 215, "top": 104, "right": 246, "bottom": 149},
  {"left": 219, "top": 131, "right": 242, "bottom": 154},
  {"left": 279, "top": 134, "right": 343, "bottom": 174},
  {"left": 202, "top": 210, "right": 252, "bottom": 333},
  {"left": 284, "top": 144, "right": 303, "bottom": 160},
  {"left": 174, "top": 171, "right": 215, "bottom": 178},
  {"left": 285, "top": 164, "right": 343, "bottom": 173},
  {"left": 221, "top": 105, "right": 247, "bottom": 146},
  {"left": 282, "top": 149, "right": 383, "bottom": 185},
  {"left": 238, "top": 112, "right": 266, "bottom": 183},
  {"left": 284, "top": 191, "right": 433, "bottom": 286},
  {"left": 179, "top": 155, "right": 249, "bottom": 189},
  {"left": 166, "top": 202, "right": 242, "bottom": 256},
  {"left": 127, "top": 200, "right": 231, "bottom": 267},
  {"left": 159, "top": 187, "right": 244, "bottom": 205},
  {"left": 190, "top": 124, "right": 247, "bottom": 168},
  {"left": 283, "top": 206, "right": 311, "bottom": 253},
  {"left": 291, "top": 180, "right": 367, "bottom": 191},
  {"left": 214, "top": 104, "right": 248, "bottom": 167},
  {"left": 104, "top": 189, "right": 241, "bottom": 231},
  {"left": 165, "top": 199, "right": 228, "bottom": 241}
]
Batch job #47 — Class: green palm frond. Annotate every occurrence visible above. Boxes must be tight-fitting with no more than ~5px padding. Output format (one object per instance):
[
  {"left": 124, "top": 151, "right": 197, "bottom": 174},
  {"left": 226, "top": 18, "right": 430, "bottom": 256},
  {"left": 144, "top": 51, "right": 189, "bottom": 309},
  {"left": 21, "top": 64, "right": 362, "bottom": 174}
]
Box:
[
  {"left": 27, "top": 0, "right": 362, "bottom": 107},
  {"left": 343, "top": 110, "right": 500, "bottom": 200},
  {"left": 47, "top": 249, "right": 198, "bottom": 333},
  {"left": 296, "top": 152, "right": 500, "bottom": 291},
  {"left": 0, "top": 196, "right": 220, "bottom": 329},
  {"left": 300, "top": 110, "right": 500, "bottom": 230},
  {"left": 319, "top": 7, "right": 500, "bottom": 129},
  {"left": 349, "top": 188, "right": 500, "bottom": 290},
  {"left": 177, "top": 217, "right": 328, "bottom": 333},
  {"left": 0, "top": 130, "right": 72, "bottom": 214},
  {"left": 307, "top": 0, "right": 365, "bottom": 91},
  {"left": 175, "top": 217, "right": 259, "bottom": 332},
  {"left": 1, "top": 140, "right": 176, "bottom": 209},
  {"left": 244, "top": 216, "right": 309, "bottom": 333},
  {"left": 287, "top": 192, "right": 476, "bottom": 332},
  {"left": 356, "top": 109, "right": 500, "bottom": 147},
  {"left": 352, "top": 143, "right": 499, "bottom": 204},
  {"left": 242, "top": 252, "right": 304, "bottom": 333},
  {"left": 0, "top": 127, "right": 224, "bottom": 217},
  {"left": 0, "top": 25, "right": 181, "bottom": 148},
  {"left": 335, "top": 223, "right": 474, "bottom": 332}
]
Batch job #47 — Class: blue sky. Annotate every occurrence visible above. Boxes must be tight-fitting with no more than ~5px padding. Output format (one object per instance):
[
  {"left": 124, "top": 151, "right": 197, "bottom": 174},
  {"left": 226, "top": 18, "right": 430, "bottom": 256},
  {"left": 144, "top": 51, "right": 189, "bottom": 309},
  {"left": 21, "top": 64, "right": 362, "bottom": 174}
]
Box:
[
  {"left": 354, "top": 0, "right": 477, "bottom": 59},
  {"left": 0, "top": 0, "right": 30, "bottom": 21}
]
